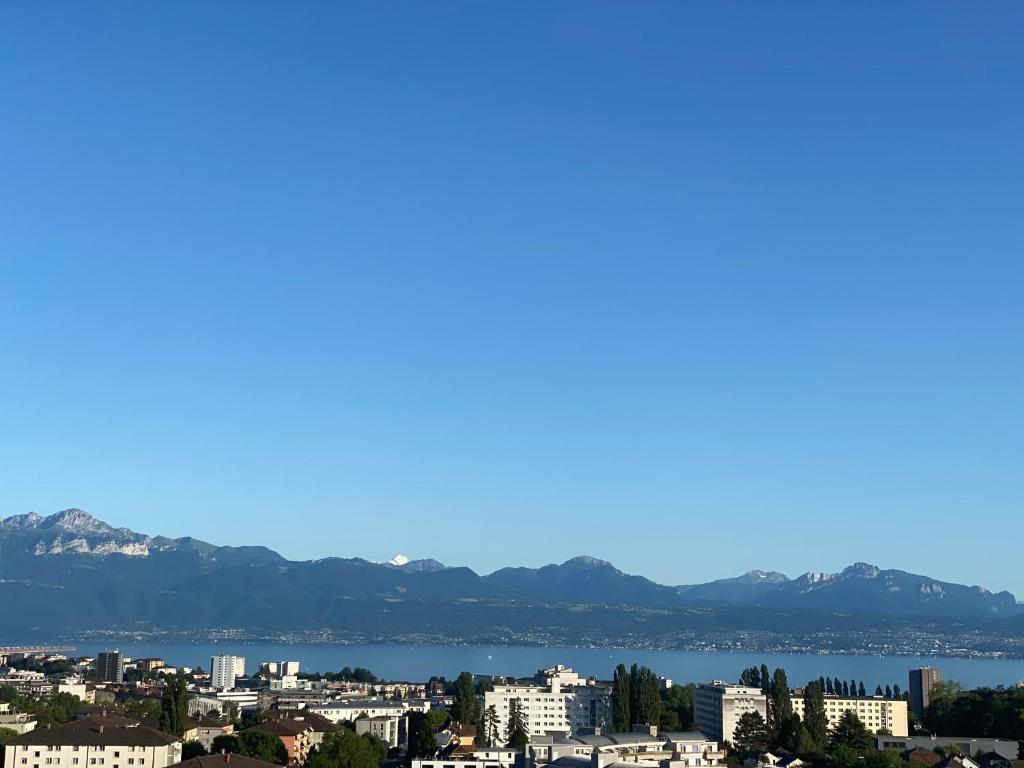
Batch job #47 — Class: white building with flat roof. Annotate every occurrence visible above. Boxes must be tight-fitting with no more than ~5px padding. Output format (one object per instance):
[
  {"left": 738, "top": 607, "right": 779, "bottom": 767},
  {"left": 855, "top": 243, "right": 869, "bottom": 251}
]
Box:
[
  {"left": 210, "top": 655, "right": 246, "bottom": 690},
  {"left": 484, "top": 665, "right": 611, "bottom": 739},
  {"left": 694, "top": 682, "right": 767, "bottom": 743}
]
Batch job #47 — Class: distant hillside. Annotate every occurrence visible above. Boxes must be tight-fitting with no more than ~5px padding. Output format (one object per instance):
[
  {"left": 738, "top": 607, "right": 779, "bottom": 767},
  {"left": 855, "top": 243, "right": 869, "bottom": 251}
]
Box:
[{"left": 1, "top": 510, "right": 1021, "bottom": 643}]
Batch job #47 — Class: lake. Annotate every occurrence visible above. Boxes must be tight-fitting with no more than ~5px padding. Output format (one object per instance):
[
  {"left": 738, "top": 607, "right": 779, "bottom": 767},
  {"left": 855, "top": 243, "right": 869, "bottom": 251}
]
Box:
[{"left": 64, "top": 642, "right": 1024, "bottom": 689}]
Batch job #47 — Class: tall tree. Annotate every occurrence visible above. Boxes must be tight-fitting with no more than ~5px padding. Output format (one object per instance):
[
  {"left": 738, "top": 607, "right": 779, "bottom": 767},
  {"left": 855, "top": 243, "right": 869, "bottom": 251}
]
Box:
[
  {"left": 768, "top": 668, "right": 792, "bottom": 737},
  {"left": 830, "top": 711, "right": 872, "bottom": 752},
  {"left": 159, "top": 675, "right": 189, "bottom": 737},
  {"left": 481, "top": 705, "right": 500, "bottom": 748},
  {"left": 731, "top": 711, "right": 768, "bottom": 759},
  {"left": 842, "top": 681, "right": 850, "bottom": 697},
  {"left": 850, "top": 680, "right": 857, "bottom": 698},
  {"left": 833, "top": 677, "right": 842, "bottom": 696},
  {"left": 238, "top": 731, "right": 288, "bottom": 765},
  {"left": 802, "top": 681, "right": 828, "bottom": 753},
  {"left": 826, "top": 678, "right": 834, "bottom": 695},
  {"left": 760, "top": 665, "right": 771, "bottom": 695},
  {"left": 892, "top": 684, "right": 900, "bottom": 699},
  {"left": 504, "top": 699, "right": 528, "bottom": 750},
  {"left": 407, "top": 711, "right": 437, "bottom": 759},
  {"left": 858, "top": 682, "right": 866, "bottom": 698},
  {"left": 612, "top": 664, "right": 631, "bottom": 731},
  {"left": 452, "top": 672, "right": 477, "bottom": 724}
]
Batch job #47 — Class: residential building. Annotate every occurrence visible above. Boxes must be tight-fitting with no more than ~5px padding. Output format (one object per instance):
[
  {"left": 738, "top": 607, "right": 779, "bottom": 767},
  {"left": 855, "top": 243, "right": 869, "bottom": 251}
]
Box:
[
  {"left": 96, "top": 652, "right": 124, "bottom": 684},
  {"left": 248, "top": 720, "right": 313, "bottom": 767},
  {"left": 2, "top": 714, "right": 182, "bottom": 768},
  {"left": 483, "top": 666, "right": 612, "bottom": 739},
  {"left": 354, "top": 715, "right": 406, "bottom": 749},
  {"left": 874, "top": 736, "right": 1019, "bottom": 762},
  {"left": 309, "top": 699, "right": 427, "bottom": 724},
  {"left": 529, "top": 728, "right": 724, "bottom": 768},
  {"left": 209, "top": 657, "right": 245, "bottom": 692},
  {"left": 191, "top": 718, "right": 233, "bottom": 753},
  {"left": 909, "top": 668, "right": 942, "bottom": 716},
  {"left": 791, "top": 693, "right": 907, "bottom": 737},
  {"left": 694, "top": 683, "right": 767, "bottom": 743},
  {"left": 0, "top": 703, "right": 37, "bottom": 735}
]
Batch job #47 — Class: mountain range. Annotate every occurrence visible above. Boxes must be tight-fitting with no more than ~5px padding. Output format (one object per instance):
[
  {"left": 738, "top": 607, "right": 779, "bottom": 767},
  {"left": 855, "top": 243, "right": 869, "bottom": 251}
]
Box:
[{"left": 1, "top": 510, "right": 1021, "bottom": 643}]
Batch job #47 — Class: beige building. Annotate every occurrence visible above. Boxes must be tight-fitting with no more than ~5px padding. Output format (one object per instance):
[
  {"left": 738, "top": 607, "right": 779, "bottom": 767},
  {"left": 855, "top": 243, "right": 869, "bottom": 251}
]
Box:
[
  {"left": 483, "top": 665, "right": 611, "bottom": 739},
  {"left": 2, "top": 714, "right": 181, "bottom": 768},
  {"left": 791, "top": 694, "right": 907, "bottom": 737},
  {"left": 694, "top": 683, "right": 768, "bottom": 743}
]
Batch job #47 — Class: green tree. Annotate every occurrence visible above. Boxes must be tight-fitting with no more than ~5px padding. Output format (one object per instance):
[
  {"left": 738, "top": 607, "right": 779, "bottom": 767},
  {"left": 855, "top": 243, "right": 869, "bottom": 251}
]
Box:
[
  {"left": 159, "top": 675, "right": 189, "bottom": 737},
  {"left": 612, "top": 664, "right": 631, "bottom": 731},
  {"left": 307, "top": 730, "right": 385, "bottom": 768},
  {"left": 858, "top": 682, "right": 867, "bottom": 698},
  {"left": 802, "top": 681, "right": 828, "bottom": 753},
  {"left": 830, "top": 711, "right": 872, "bottom": 753},
  {"left": 768, "top": 668, "right": 792, "bottom": 737},
  {"left": 504, "top": 699, "right": 528, "bottom": 750},
  {"left": 212, "top": 735, "right": 241, "bottom": 754},
  {"left": 864, "top": 750, "right": 903, "bottom": 768},
  {"left": 481, "top": 705, "right": 500, "bottom": 748},
  {"left": 238, "top": 730, "right": 288, "bottom": 764},
  {"left": 731, "top": 711, "right": 768, "bottom": 759},
  {"left": 407, "top": 712, "right": 437, "bottom": 759},
  {"left": 660, "top": 683, "right": 695, "bottom": 730},
  {"left": 182, "top": 742, "right": 208, "bottom": 760},
  {"left": 452, "top": 672, "right": 477, "bottom": 724}
]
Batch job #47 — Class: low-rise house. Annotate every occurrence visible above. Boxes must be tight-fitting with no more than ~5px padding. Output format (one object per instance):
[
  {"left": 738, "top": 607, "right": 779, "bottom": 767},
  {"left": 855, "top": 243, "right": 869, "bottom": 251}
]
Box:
[
  {"left": 191, "top": 718, "right": 233, "bottom": 753},
  {"left": 2, "top": 714, "right": 182, "bottom": 768},
  {"left": 529, "top": 728, "right": 723, "bottom": 768},
  {"left": 168, "top": 754, "right": 277, "bottom": 768},
  {"left": 247, "top": 719, "right": 313, "bottom": 767},
  {"left": 743, "top": 752, "right": 804, "bottom": 768},
  {"left": 903, "top": 748, "right": 943, "bottom": 767},
  {"left": 0, "top": 703, "right": 37, "bottom": 735}
]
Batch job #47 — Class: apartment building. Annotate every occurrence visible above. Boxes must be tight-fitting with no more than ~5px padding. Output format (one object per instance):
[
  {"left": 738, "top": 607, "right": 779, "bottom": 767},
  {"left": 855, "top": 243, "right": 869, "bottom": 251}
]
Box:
[
  {"left": 791, "top": 694, "right": 907, "bottom": 737},
  {"left": 96, "top": 653, "right": 124, "bottom": 685},
  {"left": 248, "top": 719, "right": 314, "bottom": 767},
  {"left": 2, "top": 715, "right": 181, "bottom": 768},
  {"left": 694, "top": 683, "right": 768, "bottom": 743},
  {"left": 354, "top": 715, "right": 406, "bottom": 749},
  {"left": 531, "top": 728, "right": 724, "bottom": 768},
  {"left": 909, "top": 668, "right": 942, "bottom": 716},
  {"left": 484, "top": 666, "right": 611, "bottom": 739},
  {"left": 209, "top": 657, "right": 246, "bottom": 691}
]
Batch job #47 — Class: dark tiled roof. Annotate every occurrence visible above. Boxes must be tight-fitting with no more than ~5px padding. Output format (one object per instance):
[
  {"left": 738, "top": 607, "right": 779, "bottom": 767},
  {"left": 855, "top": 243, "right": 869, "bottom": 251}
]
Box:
[
  {"left": 250, "top": 719, "right": 312, "bottom": 737},
  {"left": 171, "top": 755, "right": 279, "bottom": 768},
  {"left": 7, "top": 716, "right": 179, "bottom": 747}
]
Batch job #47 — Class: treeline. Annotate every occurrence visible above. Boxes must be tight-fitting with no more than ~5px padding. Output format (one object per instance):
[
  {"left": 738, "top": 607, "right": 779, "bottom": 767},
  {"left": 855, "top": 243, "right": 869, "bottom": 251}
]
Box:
[
  {"left": 733, "top": 667, "right": 899, "bottom": 768},
  {"left": 922, "top": 682, "right": 1024, "bottom": 750},
  {"left": 293, "top": 666, "right": 379, "bottom": 683},
  {"left": 611, "top": 664, "right": 695, "bottom": 732},
  {"left": 740, "top": 666, "right": 905, "bottom": 699}
]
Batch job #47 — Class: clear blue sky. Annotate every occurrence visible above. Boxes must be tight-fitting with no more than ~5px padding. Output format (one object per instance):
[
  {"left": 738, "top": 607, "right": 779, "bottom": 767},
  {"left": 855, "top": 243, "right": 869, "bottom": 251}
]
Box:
[{"left": 2, "top": 2, "right": 1022, "bottom": 593}]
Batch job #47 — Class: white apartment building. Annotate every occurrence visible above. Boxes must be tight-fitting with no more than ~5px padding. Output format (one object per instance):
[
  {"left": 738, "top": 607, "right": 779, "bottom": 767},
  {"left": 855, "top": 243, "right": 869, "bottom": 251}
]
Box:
[
  {"left": 209, "top": 656, "right": 245, "bottom": 691},
  {"left": 694, "top": 682, "right": 768, "bottom": 743},
  {"left": 263, "top": 661, "right": 300, "bottom": 677},
  {"left": 484, "top": 665, "right": 611, "bottom": 739},
  {"left": 531, "top": 729, "right": 724, "bottom": 768},
  {"left": 2, "top": 715, "right": 182, "bottom": 768},
  {"left": 309, "top": 699, "right": 429, "bottom": 724},
  {"left": 354, "top": 715, "right": 406, "bottom": 749},
  {"left": 791, "top": 694, "right": 907, "bottom": 737}
]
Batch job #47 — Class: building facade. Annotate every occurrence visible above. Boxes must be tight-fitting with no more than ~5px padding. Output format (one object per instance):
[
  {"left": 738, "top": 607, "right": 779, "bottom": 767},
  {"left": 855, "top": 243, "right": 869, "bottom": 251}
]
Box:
[
  {"left": 209, "top": 656, "right": 245, "bottom": 691},
  {"left": 791, "top": 695, "right": 907, "bottom": 737},
  {"left": 909, "top": 668, "right": 942, "bottom": 716},
  {"left": 96, "top": 652, "right": 124, "bottom": 684},
  {"left": 2, "top": 715, "right": 181, "bottom": 768},
  {"left": 694, "top": 683, "right": 767, "bottom": 743},
  {"left": 483, "top": 666, "right": 611, "bottom": 739}
]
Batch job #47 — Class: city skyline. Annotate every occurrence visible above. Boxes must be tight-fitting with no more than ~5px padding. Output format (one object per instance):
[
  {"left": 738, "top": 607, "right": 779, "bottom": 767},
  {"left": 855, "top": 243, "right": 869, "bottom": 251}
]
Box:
[{"left": 3, "top": 3, "right": 1023, "bottom": 595}]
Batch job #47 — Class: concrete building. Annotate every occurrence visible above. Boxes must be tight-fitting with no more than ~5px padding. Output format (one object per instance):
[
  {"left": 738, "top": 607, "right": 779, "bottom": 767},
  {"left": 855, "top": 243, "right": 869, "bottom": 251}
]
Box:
[
  {"left": 2, "top": 714, "right": 182, "bottom": 768},
  {"left": 909, "top": 668, "right": 942, "bottom": 716},
  {"left": 209, "top": 656, "right": 245, "bottom": 691},
  {"left": 694, "top": 682, "right": 767, "bottom": 743},
  {"left": 354, "top": 715, "right": 406, "bottom": 749},
  {"left": 309, "top": 699, "right": 428, "bottom": 723},
  {"left": 874, "top": 736, "right": 1019, "bottom": 762},
  {"left": 483, "top": 666, "right": 612, "bottom": 739},
  {"left": 529, "top": 728, "right": 724, "bottom": 768},
  {"left": 96, "top": 652, "right": 124, "bottom": 684},
  {"left": 0, "top": 702, "right": 37, "bottom": 735},
  {"left": 791, "top": 694, "right": 907, "bottom": 737}
]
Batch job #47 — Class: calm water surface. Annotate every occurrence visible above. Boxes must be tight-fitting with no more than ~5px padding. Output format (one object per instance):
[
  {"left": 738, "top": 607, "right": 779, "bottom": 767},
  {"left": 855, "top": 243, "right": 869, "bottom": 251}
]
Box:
[{"left": 64, "top": 642, "right": 1024, "bottom": 689}]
